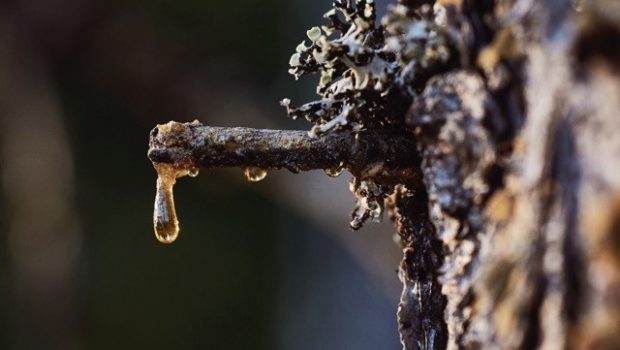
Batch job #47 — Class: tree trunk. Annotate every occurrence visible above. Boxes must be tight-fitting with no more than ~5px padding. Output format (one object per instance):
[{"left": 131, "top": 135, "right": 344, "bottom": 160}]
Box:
[{"left": 395, "top": 0, "right": 620, "bottom": 348}]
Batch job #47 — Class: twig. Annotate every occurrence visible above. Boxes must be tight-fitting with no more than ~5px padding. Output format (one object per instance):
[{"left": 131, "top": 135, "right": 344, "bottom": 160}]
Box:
[{"left": 147, "top": 121, "right": 420, "bottom": 176}]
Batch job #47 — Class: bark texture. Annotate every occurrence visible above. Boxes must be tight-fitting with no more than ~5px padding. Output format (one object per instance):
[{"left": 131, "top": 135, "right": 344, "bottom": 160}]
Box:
[{"left": 409, "top": 0, "right": 620, "bottom": 349}]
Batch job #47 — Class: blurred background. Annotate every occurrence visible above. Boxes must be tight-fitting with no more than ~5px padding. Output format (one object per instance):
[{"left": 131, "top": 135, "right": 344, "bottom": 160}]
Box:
[{"left": 0, "top": 0, "right": 402, "bottom": 349}]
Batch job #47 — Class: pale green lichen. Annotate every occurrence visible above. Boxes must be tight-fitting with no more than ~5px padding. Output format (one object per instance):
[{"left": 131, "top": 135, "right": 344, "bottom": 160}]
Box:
[{"left": 280, "top": 0, "right": 453, "bottom": 230}]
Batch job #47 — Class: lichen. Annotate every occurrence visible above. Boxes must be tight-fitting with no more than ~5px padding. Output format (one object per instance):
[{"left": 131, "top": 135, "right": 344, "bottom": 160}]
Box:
[{"left": 282, "top": 0, "right": 452, "bottom": 230}]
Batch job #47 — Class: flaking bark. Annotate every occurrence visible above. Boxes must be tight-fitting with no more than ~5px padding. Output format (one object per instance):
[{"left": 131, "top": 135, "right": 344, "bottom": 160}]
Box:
[{"left": 390, "top": 184, "right": 448, "bottom": 350}]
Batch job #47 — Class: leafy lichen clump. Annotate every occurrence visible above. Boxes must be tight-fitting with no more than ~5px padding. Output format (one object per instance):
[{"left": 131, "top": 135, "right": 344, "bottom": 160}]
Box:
[
  {"left": 282, "top": 0, "right": 451, "bottom": 229},
  {"left": 283, "top": 0, "right": 449, "bottom": 136}
]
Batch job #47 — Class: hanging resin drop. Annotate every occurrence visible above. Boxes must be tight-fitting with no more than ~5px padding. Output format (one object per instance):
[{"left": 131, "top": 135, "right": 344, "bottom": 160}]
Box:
[
  {"left": 369, "top": 201, "right": 384, "bottom": 223},
  {"left": 324, "top": 161, "right": 345, "bottom": 177},
  {"left": 153, "top": 163, "right": 187, "bottom": 244},
  {"left": 188, "top": 167, "right": 200, "bottom": 178},
  {"left": 243, "top": 167, "right": 267, "bottom": 182}
]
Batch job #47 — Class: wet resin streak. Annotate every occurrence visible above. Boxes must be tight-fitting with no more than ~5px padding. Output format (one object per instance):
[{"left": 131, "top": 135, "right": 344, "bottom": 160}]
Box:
[{"left": 153, "top": 163, "right": 196, "bottom": 244}]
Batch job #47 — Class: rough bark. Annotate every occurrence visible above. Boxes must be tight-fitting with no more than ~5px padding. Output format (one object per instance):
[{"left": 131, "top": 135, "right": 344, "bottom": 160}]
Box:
[{"left": 413, "top": 0, "right": 620, "bottom": 349}]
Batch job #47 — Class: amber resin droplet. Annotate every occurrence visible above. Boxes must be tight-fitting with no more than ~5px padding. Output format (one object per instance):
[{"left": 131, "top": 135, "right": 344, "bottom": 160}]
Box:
[
  {"left": 153, "top": 163, "right": 186, "bottom": 244},
  {"left": 188, "top": 167, "right": 200, "bottom": 178},
  {"left": 243, "top": 167, "right": 267, "bottom": 182},
  {"left": 324, "top": 161, "right": 345, "bottom": 177}
]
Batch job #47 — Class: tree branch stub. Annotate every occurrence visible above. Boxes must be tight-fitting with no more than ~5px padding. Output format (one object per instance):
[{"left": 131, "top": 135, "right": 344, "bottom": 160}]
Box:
[{"left": 148, "top": 121, "right": 420, "bottom": 177}]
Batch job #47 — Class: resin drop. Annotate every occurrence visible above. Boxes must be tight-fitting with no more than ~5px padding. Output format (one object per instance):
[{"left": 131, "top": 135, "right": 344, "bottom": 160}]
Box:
[
  {"left": 188, "top": 167, "right": 200, "bottom": 178},
  {"left": 153, "top": 163, "right": 186, "bottom": 244},
  {"left": 324, "top": 162, "right": 345, "bottom": 177},
  {"left": 369, "top": 202, "right": 384, "bottom": 223},
  {"left": 243, "top": 167, "right": 267, "bottom": 182}
]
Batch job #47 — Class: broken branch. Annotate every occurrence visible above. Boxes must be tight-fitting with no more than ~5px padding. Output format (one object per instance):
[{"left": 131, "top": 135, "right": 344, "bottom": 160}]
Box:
[{"left": 147, "top": 121, "right": 420, "bottom": 176}]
